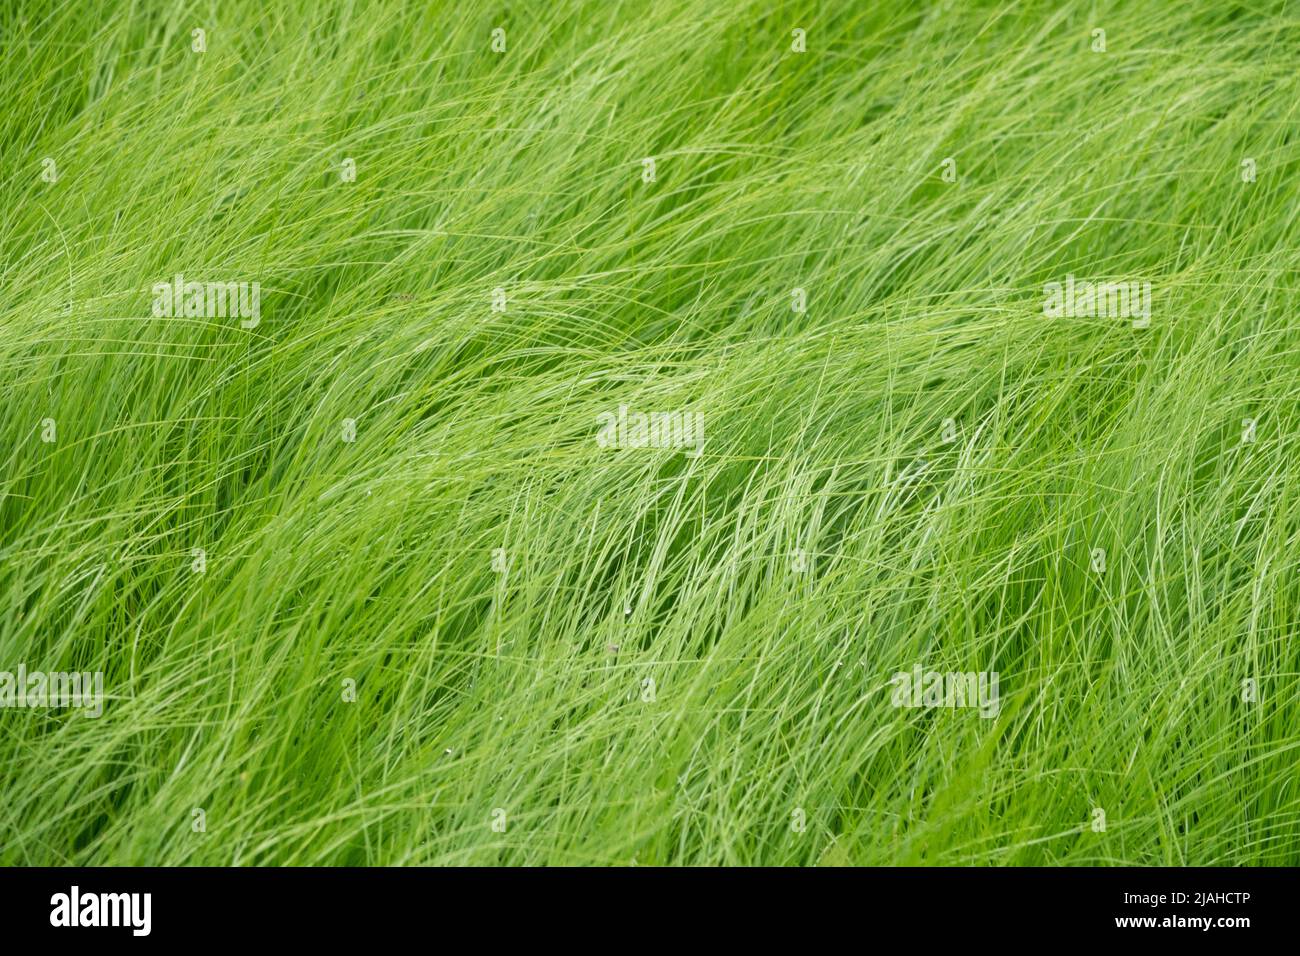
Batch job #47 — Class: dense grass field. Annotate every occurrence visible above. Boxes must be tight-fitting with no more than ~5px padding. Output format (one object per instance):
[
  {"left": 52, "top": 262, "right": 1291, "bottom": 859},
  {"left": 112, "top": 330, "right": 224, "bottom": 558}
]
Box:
[{"left": 2, "top": 0, "right": 1299, "bottom": 866}]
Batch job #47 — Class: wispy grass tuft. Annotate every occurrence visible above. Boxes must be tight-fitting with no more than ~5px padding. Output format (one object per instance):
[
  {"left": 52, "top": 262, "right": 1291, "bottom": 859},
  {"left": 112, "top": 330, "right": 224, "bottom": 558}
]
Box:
[{"left": 2, "top": 0, "right": 1299, "bottom": 865}]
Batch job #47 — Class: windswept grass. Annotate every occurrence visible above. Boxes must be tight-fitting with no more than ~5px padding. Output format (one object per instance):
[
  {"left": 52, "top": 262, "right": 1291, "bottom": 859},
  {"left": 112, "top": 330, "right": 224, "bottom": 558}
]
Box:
[{"left": 1, "top": 0, "right": 1298, "bottom": 865}]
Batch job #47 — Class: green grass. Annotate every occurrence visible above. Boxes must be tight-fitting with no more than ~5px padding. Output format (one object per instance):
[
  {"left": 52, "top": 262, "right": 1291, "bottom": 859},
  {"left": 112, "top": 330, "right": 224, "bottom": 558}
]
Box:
[{"left": 2, "top": 0, "right": 1299, "bottom": 866}]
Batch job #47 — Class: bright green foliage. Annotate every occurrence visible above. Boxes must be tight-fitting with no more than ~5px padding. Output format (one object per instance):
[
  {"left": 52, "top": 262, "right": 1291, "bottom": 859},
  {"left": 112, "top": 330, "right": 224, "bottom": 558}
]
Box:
[{"left": 1, "top": 0, "right": 1298, "bottom": 865}]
